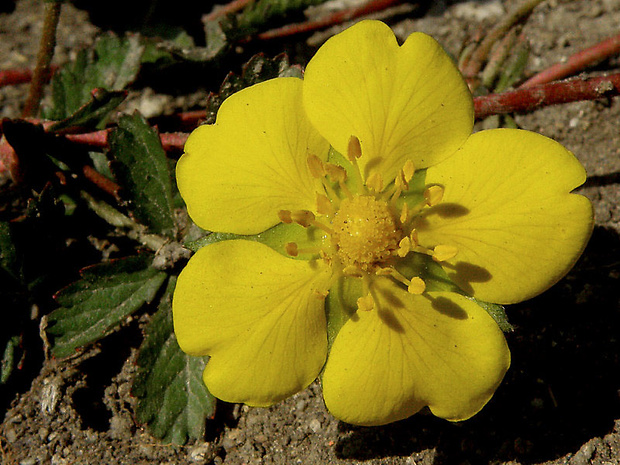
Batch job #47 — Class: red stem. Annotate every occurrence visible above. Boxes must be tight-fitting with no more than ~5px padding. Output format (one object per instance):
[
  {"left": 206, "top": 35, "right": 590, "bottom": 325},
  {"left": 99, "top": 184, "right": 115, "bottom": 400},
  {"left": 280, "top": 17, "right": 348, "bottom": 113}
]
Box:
[
  {"left": 256, "top": 0, "right": 402, "bottom": 40},
  {"left": 0, "top": 65, "right": 58, "bottom": 88},
  {"left": 474, "top": 73, "right": 620, "bottom": 119},
  {"left": 521, "top": 32, "right": 620, "bottom": 88},
  {"left": 64, "top": 130, "right": 188, "bottom": 152},
  {"left": 0, "top": 68, "right": 35, "bottom": 87},
  {"left": 2, "top": 75, "right": 618, "bottom": 186}
]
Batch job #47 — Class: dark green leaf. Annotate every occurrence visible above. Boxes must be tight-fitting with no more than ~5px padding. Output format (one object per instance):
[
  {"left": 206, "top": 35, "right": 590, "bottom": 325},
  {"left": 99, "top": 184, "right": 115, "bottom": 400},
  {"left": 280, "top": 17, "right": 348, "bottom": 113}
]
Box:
[
  {"left": 0, "top": 222, "right": 25, "bottom": 385},
  {"left": 229, "top": 0, "right": 328, "bottom": 37},
  {"left": 133, "top": 277, "right": 215, "bottom": 444},
  {"left": 47, "top": 255, "right": 167, "bottom": 358},
  {"left": 108, "top": 113, "right": 176, "bottom": 237},
  {"left": 0, "top": 222, "right": 20, "bottom": 281},
  {"left": 48, "top": 88, "right": 127, "bottom": 132},
  {"left": 43, "top": 34, "right": 145, "bottom": 120},
  {"left": 203, "top": 53, "right": 303, "bottom": 124},
  {"left": 495, "top": 38, "right": 530, "bottom": 93},
  {"left": 1, "top": 335, "right": 21, "bottom": 384}
]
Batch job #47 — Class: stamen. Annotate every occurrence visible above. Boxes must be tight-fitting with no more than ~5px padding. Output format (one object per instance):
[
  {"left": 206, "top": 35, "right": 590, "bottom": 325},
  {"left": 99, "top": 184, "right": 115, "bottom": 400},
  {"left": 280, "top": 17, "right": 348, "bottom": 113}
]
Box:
[
  {"left": 324, "top": 163, "right": 347, "bottom": 183},
  {"left": 290, "top": 210, "right": 315, "bottom": 227},
  {"left": 408, "top": 277, "right": 426, "bottom": 295},
  {"left": 424, "top": 185, "right": 444, "bottom": 206},
  {"left": 366, "top": 172, "right": 383, "bottom": 193},
  {"left": 307, "top": 155, "right": 326, "bottom": 178},
  {"left": 285, "top": 242, "right": 298, "bottom": 256},
  {"left": 400, "top": 204, "right": 409, "bottom": 224},
  {"left": 357, "top": 294, "right": 375, "bottom": 312},
  {"left": 320, "top": 178, "right": 340, "bottom": 204},
  {"left": 324, "top": 162, "right": 353, "bottom": 199},
  {"left": 409, "top": 229, "right": 419, "bottom": 247},
  {"left": 347, "top": 135, "right": 363, "bottom": 161},
  {"left": 395, "top": 170, "right": 409, "bottom": 192},
  {"left": 278, "top": 209, "right": 292, "bottom": 223},
  {"left": 432, "top": 244, "right": 458, "bottom": 262},
  {"left": 316, "top": 193, "right": 334, "bottom": 215},
  {"left": 376, "top": 265, "right": 427, "bottom": 295},
  {"left": 285, "top": 242, "right": 322, "bottom": 257},
  {"left": 285, "top": 209, "right": 334, "bottom": 234},
  {"left": 402, "top": 159, "right": 415, "bottom": 182},
  {"left": 310, "top": 218, "right": 334, "bottom": 235},
  {"left": 397, "top": 236, "right": 412, "bottom": 257}
]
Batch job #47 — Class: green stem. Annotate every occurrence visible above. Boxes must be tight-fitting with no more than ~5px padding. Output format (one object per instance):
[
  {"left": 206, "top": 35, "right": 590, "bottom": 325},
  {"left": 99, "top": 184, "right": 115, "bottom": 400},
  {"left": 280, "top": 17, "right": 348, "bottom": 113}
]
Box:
[{"left": 461, "top": 0, "right": 546, "bottom": 80}]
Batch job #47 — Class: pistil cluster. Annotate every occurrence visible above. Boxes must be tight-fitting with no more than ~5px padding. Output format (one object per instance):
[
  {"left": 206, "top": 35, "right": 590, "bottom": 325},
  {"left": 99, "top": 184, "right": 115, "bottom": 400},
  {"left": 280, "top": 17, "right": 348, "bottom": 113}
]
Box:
[{"left": 279, "top": 136, "right": 458, "bottom": 312}]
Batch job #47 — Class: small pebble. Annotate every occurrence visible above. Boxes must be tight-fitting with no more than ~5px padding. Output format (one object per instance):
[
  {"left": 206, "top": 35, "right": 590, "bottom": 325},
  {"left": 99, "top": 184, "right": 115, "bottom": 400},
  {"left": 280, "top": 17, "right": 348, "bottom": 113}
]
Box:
[{"left": 308, "top": 419, "right": 322, "bottom": 433}]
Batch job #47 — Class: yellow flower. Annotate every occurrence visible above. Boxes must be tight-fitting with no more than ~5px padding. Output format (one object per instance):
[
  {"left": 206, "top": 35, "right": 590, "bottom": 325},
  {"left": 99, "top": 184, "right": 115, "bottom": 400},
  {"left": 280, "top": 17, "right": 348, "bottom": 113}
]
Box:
[{"left": 172, "top": 21, "right": 593, "bottom": 426}]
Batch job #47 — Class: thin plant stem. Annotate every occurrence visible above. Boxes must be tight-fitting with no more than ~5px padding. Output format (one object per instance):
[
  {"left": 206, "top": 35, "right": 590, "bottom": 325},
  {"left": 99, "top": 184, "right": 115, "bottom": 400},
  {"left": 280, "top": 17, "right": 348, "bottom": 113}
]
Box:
[
  {"left": 474, "top": 73, "right": 620, "bottom": 119},
  {"left": 256, "top": 0, "right": 402, "bottom": 40},
  {"left": 204, "top": 0, "right": 253, "bottom": 22},
  {"left": 22, "top": 1, "right": 62, "bottom": 118},
  {"left": 521, "top": 32, "right": 620, "bottom": 87},
  {"left": 460, "top": 0, "right": 546, "bottom": 79}
]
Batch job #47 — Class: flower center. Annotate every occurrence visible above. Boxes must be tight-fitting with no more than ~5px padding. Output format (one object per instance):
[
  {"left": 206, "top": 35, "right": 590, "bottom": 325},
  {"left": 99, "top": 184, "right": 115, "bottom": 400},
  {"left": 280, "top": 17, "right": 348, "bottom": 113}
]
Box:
[
  {"left": 331, "top": 195, "right": 401, "bottom": 271},
  {"left": 279, "top": 135, "right": 459, "bottom": 308}
]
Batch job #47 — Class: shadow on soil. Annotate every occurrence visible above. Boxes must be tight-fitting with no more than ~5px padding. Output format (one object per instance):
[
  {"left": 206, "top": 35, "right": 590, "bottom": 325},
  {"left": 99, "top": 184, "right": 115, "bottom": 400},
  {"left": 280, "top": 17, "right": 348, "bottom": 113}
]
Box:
[{"left": 335, "top": 226, "right": 620, "bottom": 464}]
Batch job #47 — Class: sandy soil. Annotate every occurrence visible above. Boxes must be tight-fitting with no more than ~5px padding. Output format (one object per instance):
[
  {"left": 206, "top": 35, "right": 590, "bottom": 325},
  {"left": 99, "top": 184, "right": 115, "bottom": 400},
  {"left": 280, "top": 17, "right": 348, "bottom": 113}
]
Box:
[{"left": 1, "top": 1, "right": 619, "bottom": 464}]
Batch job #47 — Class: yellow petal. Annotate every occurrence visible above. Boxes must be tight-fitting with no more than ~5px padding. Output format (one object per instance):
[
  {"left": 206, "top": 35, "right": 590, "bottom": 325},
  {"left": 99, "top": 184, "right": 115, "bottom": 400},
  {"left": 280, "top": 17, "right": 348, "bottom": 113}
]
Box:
[
  {"left": 303, "top": 20, "right": 473, "bottom": 183},
  {"left": 177, "top": 78, "right": 329, "bottom": 235},
  {"left": 415, "top": 129, "right": 593, "bottom": 304},
  {"left": 172, "top": 240, "right": 333, "bottom": 406},
  {"left": 322, "top": 277, "right": 510, "bottom": 426}
]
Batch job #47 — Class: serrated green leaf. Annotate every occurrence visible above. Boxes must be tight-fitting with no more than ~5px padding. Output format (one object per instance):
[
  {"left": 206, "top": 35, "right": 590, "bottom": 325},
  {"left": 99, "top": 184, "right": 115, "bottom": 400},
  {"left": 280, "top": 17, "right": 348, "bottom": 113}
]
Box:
[
  {"left": 133, "top": 277, "right": 215, "bottom": 444},
  {"left": 203, "top": 53, "right": 303, "bottom": 124},
  {"left": 108, "top": 113, "right": 176, "bottom": 237},
  {"left": 43, "top": 33, "right": 145, "bottom": 120},
  {"left": 47, "top": 255, "right": 167, "bottom": 358}
]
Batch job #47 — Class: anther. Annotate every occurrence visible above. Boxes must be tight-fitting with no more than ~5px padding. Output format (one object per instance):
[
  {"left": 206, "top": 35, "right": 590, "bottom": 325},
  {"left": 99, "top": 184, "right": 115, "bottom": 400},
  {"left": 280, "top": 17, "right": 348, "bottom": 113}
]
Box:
[
  {"left": 402, "top": 160, "right": 415, "bottom": 182},
  {"left": 316, "top": 193, "right": 334, "bottom": 215},
  {"left": 324, "top": 163, "right": 347, "bottom": 183},
  {"left": 285, "top": 242, "right": 298, "bottom": 257},
  {"left": 397, "top": 236, "right": 412, "bottom": 257},
  {"left": 289, "top": 210, "right": 334, "bottom": 235},
  {"left": 433, "top": 244, "right": 458, "bottom": 262},
  {"left": 345, "top": 135, "right": 366, "bottom": 193},
  {"left": 357, "top": 294, "right": 375, "bottom": 312},
  {"left": 400, "top": 204, "right": 409, "bottom": 224},
  {"left": 395, "top": 170, "right": 409, "bottom": 192},
  {"left": 278, "top": 210, "right": 292, "bottom": 223},
  {"left": 424, "top": 185, "right": 444, "bottom": 206},
  {"left": 347, "top": 135, "right": 363, "bottom": 161},
  {"left": 307, "top": 154, "right": 326, "bottom": 178},
  {"left": 407, "top": 277, "right": 426, "bottom": 295},
  {"left": 290, "top": 210, "right": 315, "bottom": 228},
  {"left": 366, "top": 172, "right": 384, "bottom": 193}
]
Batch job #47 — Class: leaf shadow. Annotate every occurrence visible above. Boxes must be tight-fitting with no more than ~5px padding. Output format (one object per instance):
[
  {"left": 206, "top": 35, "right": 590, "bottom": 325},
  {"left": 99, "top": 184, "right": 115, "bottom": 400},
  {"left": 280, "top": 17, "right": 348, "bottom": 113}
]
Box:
[{"left": 334, "top": 226, "right": 620, "bottom": 464}]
